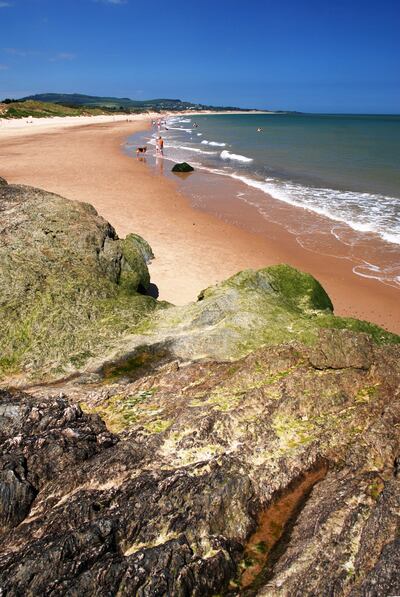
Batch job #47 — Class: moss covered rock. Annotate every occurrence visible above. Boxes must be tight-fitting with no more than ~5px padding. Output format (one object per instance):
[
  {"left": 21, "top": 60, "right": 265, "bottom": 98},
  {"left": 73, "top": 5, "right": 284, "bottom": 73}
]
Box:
[
  {"left": 1, "top": 183, "right": 398, "bottom": 385},
  {"left": 119, "top": 234, "right": 154, "bottom": 293},
  {"left": 0, "top": 184, "right": 164, "bottom": 382},
  {"left": 93, "top": 266, "right": 399, "bottom": 379},
  {"left": 266, "top": 263, "right": 333, "bottom": 313}
]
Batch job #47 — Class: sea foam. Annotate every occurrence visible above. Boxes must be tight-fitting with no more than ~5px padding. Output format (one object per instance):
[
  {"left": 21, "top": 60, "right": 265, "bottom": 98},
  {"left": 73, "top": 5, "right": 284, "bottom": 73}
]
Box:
[
  {"left": 228, "top": 173, "right": 400, "bottom": 246},
  {"left": 175, "top": 145, "right": 218, "bottom": 155},
  {"left": 220, "top": 150, "right": 253, "bottom": 162},
  {"left": 202, "top": 140, "right": 226, "bottom": 146}
]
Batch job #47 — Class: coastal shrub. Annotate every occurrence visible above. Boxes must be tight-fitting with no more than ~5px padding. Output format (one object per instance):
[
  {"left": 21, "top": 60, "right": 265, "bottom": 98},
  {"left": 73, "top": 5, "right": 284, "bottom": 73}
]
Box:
[{"left": 0, "top": 99, "right": 122, "bottom": 119}]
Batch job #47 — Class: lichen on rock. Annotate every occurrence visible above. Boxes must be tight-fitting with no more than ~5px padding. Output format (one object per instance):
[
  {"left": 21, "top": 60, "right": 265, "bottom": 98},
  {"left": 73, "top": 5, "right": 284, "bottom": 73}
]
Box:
[{"left": 0, "top": 331, "right": 399, "bottom": 595}]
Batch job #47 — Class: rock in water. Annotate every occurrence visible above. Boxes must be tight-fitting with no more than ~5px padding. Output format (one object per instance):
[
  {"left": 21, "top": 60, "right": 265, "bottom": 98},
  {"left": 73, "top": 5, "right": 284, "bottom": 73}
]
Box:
[
  {"left": 171, "top": 162, "right": 194, "bottom": 172},
  {"left": 0, "top": 331, "right": 399, "bottom": 595},
  {"left": 0, "top": 175, "right": 7, "bottom": 186}
]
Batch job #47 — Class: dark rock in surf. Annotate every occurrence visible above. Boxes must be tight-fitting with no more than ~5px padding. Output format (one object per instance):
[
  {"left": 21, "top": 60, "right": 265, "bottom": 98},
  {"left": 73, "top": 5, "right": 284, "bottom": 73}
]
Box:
[{"left": 171, "top": 162, "right": 194, "bottom": 172}]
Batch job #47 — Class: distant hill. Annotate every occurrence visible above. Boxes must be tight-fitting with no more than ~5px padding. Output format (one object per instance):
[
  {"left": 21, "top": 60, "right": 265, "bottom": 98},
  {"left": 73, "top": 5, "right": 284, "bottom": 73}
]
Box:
[{"left": 20, "top": 93, "right": 245, "bottom": 112}]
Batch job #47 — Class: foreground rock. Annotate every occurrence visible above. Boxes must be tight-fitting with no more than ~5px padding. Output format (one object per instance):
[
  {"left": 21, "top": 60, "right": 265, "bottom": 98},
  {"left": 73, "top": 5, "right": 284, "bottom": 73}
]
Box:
[
  {"left": 89, "top": 265, "right": 399, "bottom": 381},
  {"left": 1, "top": 330, "right": 399, "bottom": 595},
  {"left": 0, "top": 180, "right": 398, "bottom": 386},
  {"left": 0, "top": 181, "right": 165, "bottom": 383},
  {"left": 1, "top": 180, "right": 400, "bottom": 594}
]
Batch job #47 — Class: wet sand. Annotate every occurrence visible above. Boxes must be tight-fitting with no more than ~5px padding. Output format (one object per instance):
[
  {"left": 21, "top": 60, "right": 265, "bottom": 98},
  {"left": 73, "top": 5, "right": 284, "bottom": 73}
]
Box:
[{"left": 1, "top": 118, "right": 399, "bottom": 333}]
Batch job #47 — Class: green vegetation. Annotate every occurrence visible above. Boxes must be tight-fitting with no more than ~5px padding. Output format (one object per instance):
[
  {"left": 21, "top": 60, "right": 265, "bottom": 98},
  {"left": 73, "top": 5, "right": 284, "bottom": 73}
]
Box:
[
  {"left": 0, "top": 191, "right": 166, "bottom": 381},
  {"left": 0, "top": 99, "right": 131, "bottom": 119},
  {"left": 119, "top": 234, "right": 154, "bottom": 293},
  {"left": 1, "top": 178, "right": 399, "bottom": 385},
  {"left": 0, "top": 93, "right": 254, "bottom": 120},
  {"left": 142, "top": 265, "right": 399, "bottom": 369},
  {"left": 267, "top": 264, "right": 333, "bottom": 313}
]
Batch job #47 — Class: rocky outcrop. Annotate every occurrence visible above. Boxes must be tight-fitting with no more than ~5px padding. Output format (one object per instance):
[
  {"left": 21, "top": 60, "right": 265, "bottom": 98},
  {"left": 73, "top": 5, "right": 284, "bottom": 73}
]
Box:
[
  {"left": 0, "top": 390, "right": 116, "bottom": 534},
  {"left": 0, "top": 331, "right": 399, "bottom": 595},
  {"left": 0, "top": 182, "right": 398, "bottom": 385},
  {"left": 1, "top": 181, "right": 400, "bottom": 594},
  {"left": 89, "top": 265, "right": 399, "bottom": 381},
  {"left": 0, "top": 183, "right": 164, "bottom": 383}
]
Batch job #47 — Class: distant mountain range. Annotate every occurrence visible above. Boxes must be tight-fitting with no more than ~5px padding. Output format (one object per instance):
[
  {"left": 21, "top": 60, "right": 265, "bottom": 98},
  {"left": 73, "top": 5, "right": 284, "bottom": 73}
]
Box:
[{"left": 20, "top": 93, "right": 248, "bottom": 112}]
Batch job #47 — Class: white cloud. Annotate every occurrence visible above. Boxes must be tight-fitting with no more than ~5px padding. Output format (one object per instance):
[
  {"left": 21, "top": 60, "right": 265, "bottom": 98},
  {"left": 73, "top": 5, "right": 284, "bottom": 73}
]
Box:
[
  {"left": 0, "top": 2, "right": 13, "bottom": 7},
  {"left": 94, "top": 0, "right": 128, "bottom": 4},
  {"left": 3, "top": 49, "right": 76, "bottom": 62},
  {"left": 4, "top": 48, "right": 40, "bottom": 57},
  {"left": 49, "top": 52, "right": 76, "bottom": 62}
]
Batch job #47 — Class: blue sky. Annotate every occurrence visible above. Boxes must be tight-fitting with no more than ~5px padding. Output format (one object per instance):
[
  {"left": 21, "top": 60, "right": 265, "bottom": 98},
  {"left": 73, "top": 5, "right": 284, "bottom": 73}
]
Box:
[{"left": 0, "top": 0, "right": 399, "bottom": 112}]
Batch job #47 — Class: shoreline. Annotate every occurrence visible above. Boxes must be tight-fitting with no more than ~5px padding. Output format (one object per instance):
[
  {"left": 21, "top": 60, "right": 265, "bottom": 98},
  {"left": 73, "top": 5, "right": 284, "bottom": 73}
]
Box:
[
  {"left": 0, "top": 109, "right": 277, "bottom": 134},
  {"left": 1, "top": 117, "right": 399, "bottom": 334},
  {"left": 135, "top": 134, "right": 400, "bottom": 291}
]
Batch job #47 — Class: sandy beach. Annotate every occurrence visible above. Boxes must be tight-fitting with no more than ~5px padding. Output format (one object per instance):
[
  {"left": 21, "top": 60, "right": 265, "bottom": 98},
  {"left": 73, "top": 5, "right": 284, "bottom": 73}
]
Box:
[{"left": 1, "top": 116, "right": 399, "bottom": 333}]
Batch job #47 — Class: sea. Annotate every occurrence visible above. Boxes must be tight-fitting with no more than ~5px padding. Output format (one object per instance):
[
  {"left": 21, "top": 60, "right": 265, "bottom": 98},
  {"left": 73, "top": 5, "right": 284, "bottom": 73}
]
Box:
[{"left": 127, "top": 112, "right": 400, "bottom": 288}]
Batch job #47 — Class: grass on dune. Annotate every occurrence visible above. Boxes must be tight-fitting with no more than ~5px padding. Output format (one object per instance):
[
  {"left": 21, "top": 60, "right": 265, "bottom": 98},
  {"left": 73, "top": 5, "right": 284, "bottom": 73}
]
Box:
[{"left": 0, "top": 100, "right": 139, "bottom": 119}]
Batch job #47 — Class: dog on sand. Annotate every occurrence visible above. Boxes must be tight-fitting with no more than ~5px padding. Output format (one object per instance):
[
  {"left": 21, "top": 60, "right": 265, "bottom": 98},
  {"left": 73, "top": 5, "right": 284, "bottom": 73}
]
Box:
[{"left": 136, "top": 146, "right": 147, "bottom": 156}]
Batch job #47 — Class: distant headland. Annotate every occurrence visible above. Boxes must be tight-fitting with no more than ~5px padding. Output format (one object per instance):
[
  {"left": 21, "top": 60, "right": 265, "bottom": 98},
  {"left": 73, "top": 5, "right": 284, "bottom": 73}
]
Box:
[{"left": 0, "top": 92, "right": 297, "bottom": 119}]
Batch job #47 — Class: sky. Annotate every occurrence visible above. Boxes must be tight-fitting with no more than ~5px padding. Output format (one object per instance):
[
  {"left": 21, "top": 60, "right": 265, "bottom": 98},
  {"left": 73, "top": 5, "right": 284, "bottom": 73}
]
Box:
[{"left": 0, "top": 0, "right": 399, "bottom": 113}]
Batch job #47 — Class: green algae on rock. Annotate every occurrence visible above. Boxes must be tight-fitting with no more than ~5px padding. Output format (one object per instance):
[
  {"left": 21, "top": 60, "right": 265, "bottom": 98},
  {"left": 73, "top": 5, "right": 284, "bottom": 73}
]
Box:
[
  {"left": 0, "top": 183, "right": 165, "bottom": 382},
  {"left": 171, "top": 162, "right": 194, "bottom": 172},
  {"left": 93, "top": 266, "right": 399, "bottom": 380},
  {"left": 1, "top": 180, "right": 400, "bottom": 595},
  {"left": 1, "top": 182, "right": 398, "bottom": 386}
]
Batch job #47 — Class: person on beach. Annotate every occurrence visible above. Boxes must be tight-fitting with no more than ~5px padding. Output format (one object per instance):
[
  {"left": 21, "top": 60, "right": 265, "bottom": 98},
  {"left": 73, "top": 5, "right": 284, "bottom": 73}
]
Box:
[{"left": 156, "top": 136, "right": 164, "bottom": 156}]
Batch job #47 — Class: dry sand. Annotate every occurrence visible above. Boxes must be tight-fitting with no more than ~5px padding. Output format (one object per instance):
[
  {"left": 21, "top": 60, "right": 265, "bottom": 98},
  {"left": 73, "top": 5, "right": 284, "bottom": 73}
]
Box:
[
  {"left": 0, "top": 112, "right": 159, "bottom": 133},
  {"left": 1, "top": 117, "right": 399, "bottom": 333}
]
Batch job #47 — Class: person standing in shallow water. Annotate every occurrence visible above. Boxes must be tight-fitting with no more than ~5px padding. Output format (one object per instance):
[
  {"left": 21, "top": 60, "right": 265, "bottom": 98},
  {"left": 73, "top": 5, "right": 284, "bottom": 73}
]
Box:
[{"left": 156, "top": 136, "right": 164, "bottom": 156}]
